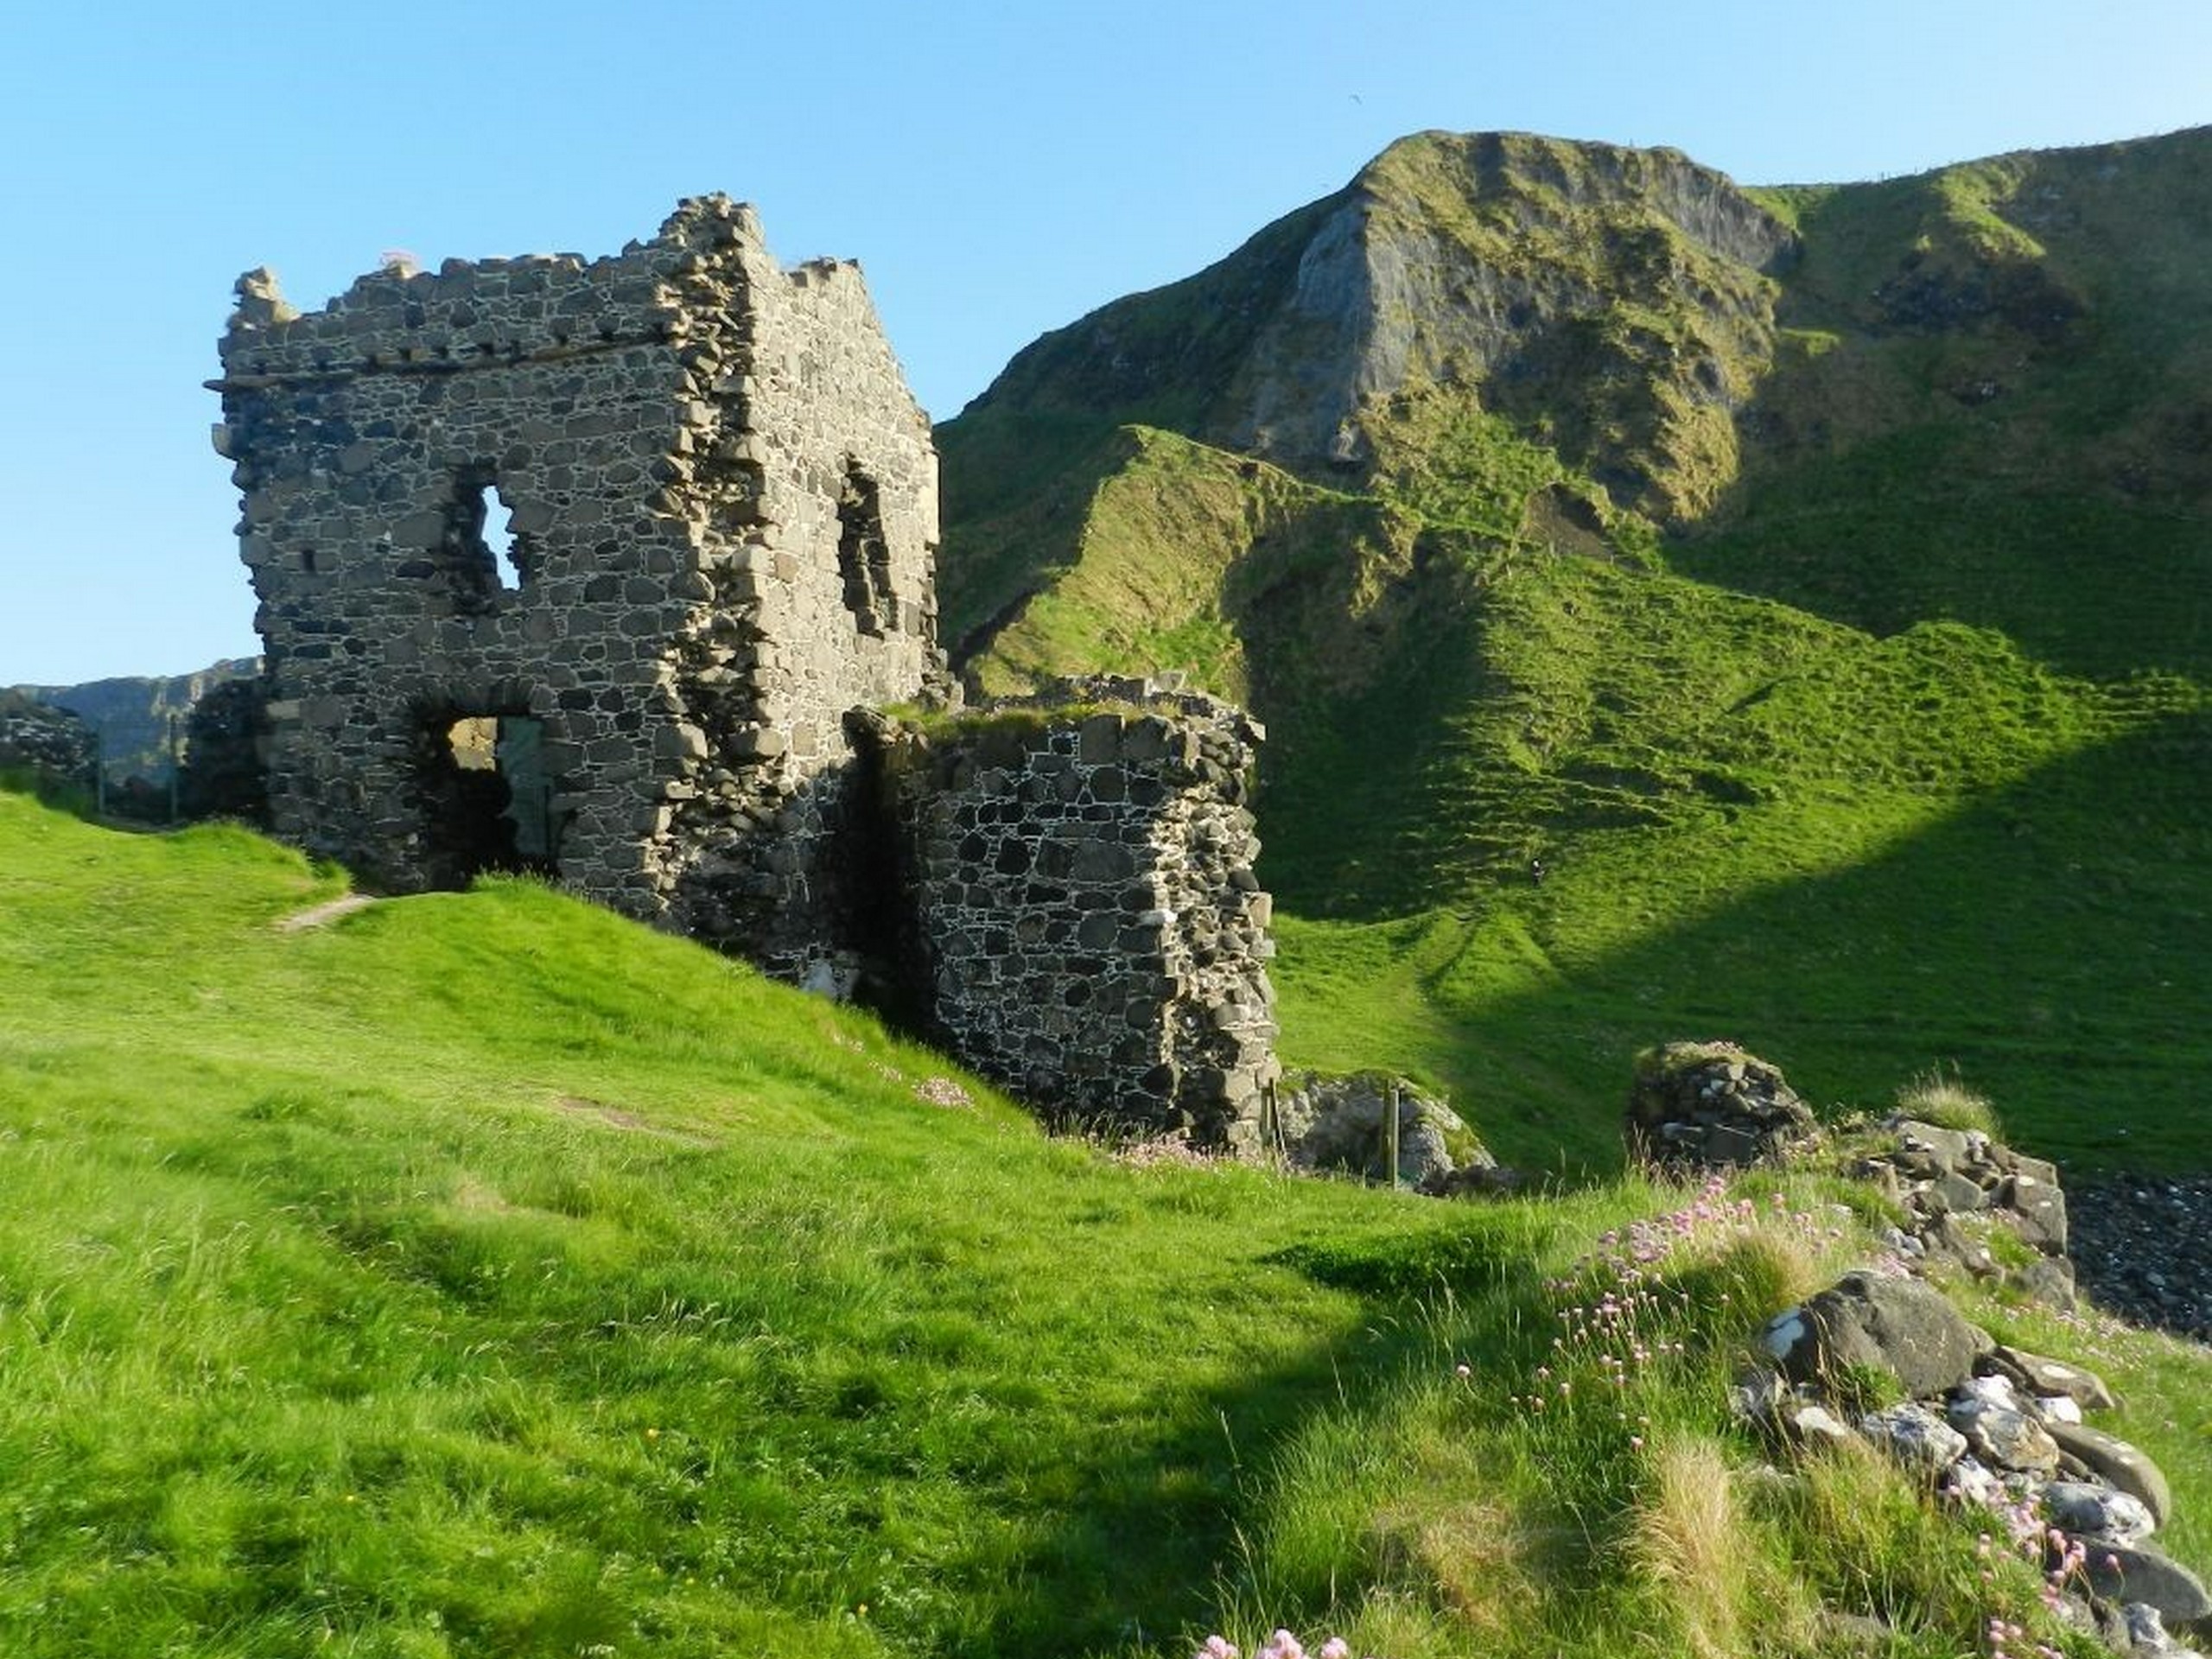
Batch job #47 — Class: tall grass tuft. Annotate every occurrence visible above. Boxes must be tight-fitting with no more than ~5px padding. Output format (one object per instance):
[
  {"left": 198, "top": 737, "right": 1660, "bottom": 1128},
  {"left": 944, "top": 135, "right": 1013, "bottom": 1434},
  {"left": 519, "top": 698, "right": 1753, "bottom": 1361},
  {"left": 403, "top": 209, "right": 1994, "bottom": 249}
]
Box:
[
  {"left": 1893, "top": 1066, "right": 2002, "bottom": 1136},
  {"left": 1629, "top": 1435, "right": 1749, "bottom": 1659}
]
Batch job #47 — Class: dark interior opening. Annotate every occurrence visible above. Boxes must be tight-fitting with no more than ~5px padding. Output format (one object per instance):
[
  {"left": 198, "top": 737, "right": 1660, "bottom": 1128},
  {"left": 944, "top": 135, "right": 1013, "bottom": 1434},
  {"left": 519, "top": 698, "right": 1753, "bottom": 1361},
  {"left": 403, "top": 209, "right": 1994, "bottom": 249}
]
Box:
[
  {"left": 836, "top": 462, "right": 893, "bottom": 636},
  {"left": 833, "top": 712, "right": 933, "bottom": 1033},
  {"left": 411, "top": 709, "right": 558, "bottom": 886}
]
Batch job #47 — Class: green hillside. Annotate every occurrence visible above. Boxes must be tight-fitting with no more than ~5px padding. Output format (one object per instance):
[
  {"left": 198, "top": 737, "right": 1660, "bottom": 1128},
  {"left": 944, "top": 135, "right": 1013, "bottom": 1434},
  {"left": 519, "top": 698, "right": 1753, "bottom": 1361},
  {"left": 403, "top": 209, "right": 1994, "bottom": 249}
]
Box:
[
  {"left": 935, "top": 127, "right": 2212, "bottom": 1173},
  {"left": 14, "top": 656, "right": 259, "bottom": 790},
  {"left": 7, "top": 787, "right": 2211, "bottom": 1658}
]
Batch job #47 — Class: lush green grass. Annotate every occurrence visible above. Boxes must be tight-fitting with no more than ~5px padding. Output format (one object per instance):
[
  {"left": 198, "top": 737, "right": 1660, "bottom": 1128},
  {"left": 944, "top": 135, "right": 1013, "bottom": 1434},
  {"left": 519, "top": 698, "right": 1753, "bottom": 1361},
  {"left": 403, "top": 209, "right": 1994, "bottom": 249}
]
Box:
[
  {"left": 941, "top": 421, "right": 2211, "bottom": 1173},
  {"left": 0, "top": 792, "right": 1432, "bottom": 1656},
  {"left": 1263, "top": 553, "right": 2211, "bottom": 1174},
  {"left": 10, "top": 791, "right": 2210, "bottom": 1658}
]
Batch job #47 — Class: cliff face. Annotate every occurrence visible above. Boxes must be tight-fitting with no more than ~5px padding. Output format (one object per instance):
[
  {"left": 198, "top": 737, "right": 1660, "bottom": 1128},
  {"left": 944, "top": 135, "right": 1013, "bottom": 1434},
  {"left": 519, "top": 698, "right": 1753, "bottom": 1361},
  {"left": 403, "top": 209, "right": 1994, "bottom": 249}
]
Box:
[
  {"left": 951, "top": 131, "right": 1798, "bottom": 546},
  {"left": 14, "top": 658, "right": 259, "bottom": 786},
  {"left": 1223, "top": 132, "right": 1796, "bottom": 522}
]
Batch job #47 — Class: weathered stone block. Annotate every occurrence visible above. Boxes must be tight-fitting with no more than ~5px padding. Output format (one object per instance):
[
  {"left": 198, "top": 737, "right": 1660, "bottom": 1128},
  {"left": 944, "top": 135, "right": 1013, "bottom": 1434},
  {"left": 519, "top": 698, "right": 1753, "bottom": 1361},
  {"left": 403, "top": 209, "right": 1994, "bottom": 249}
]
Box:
[{"left": 1771, "top": 1272, "right": 1991, "bottom": 1398}]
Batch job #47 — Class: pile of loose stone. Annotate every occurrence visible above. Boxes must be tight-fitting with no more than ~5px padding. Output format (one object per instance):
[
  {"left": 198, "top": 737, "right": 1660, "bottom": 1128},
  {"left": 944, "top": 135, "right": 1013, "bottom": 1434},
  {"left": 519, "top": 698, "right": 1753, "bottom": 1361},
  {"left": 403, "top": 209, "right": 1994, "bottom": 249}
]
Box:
[
  {"left": 1625, "top": 1039, "right": 1823, "bottom": 1169},
  {"left": 1850, "top": 1115, "right": 2078, "bottom": 1310},
  {"left": 2066, "top": 1176, "right": 2212, "bottom": 1343},
  {"left": 1751, "top": 1272, "right": 2203, "bottom": 1651},
  {"left": 1630, "top": 1043, "right": 2209, "bottom": 1656}
]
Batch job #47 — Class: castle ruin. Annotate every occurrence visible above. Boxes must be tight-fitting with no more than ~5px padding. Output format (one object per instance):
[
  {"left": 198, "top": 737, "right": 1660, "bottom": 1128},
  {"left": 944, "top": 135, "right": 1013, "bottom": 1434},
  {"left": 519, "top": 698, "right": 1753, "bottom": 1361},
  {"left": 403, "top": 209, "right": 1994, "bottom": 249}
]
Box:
[{"left": 212, "top": 197, "right": 1278, "bottom": 1137}]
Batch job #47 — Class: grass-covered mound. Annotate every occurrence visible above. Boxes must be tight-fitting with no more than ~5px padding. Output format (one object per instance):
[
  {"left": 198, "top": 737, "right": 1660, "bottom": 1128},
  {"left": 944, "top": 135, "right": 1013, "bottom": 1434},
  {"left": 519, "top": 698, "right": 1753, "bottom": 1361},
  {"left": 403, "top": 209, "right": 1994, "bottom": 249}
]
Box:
[{"left": 5, "top": 790, "right": 2211, "bottom": 1658}]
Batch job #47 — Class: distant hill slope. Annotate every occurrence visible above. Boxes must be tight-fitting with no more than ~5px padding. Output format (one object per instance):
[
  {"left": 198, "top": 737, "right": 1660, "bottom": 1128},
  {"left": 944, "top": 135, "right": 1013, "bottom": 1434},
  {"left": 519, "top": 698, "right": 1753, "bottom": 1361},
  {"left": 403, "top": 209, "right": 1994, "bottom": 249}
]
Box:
[
  {"left": 14, "top": 657, "right": 259, "bottom": 786},
  {"left": 936, "top": 127, "right": 2212, "bottom": 1168},
  {"left": 943, "top": 125, "right": 2212, "bottom": 677}
]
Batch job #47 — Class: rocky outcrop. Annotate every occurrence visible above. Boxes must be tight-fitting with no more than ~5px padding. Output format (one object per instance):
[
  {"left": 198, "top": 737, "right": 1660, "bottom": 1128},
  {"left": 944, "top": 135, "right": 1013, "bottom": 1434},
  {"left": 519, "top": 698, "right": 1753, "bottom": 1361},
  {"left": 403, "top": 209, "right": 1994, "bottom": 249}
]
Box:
[
  {"left": 1625, "top": 1040, "right": 1821, "bottom": 1170},
  {"left": 956, "top": 130, "right": 1794, "bottom": 528},
  {"left": 0, "top": 690, "right": 96, "bottom": 784},
  {"left": 1229, "top": 132, "right": 1795, "bottom": 521},
  {"left": 1239, "top": 1069, "right": 1492, "bottom": 1188}
]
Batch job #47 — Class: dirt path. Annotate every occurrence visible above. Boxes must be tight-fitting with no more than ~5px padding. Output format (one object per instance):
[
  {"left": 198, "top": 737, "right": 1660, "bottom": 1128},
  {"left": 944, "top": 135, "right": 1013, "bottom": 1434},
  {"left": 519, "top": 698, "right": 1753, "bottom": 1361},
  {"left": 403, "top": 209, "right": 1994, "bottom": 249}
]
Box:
[{"left": 273, "top": 893, "right": 377, "bottom": 933}]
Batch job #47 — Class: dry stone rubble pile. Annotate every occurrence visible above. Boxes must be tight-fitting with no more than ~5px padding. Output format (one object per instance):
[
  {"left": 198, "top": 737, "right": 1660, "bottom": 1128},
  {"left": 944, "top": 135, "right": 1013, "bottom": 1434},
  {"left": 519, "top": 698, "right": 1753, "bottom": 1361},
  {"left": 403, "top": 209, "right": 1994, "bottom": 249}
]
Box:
[
  {"left": 1625, "top": 1039, "right": 1821, "bottom": 1169},
  {"left": 1633, "top": 1042, "right": 2210, "bottom": 1656}
]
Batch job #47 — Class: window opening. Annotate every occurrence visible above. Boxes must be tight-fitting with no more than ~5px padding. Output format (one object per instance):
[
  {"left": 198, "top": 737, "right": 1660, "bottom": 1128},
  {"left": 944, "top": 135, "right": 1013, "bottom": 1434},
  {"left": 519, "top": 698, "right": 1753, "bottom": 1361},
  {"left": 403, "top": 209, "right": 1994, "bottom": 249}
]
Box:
[
  {"left": 435, "top": 468, "right": 530, "bottom": 614},
  {"left": 836, "top": 463, "right": 893, "bottom": 636},
  {"left": 478, "top": 486, "right": 522, "bottom": 589}
]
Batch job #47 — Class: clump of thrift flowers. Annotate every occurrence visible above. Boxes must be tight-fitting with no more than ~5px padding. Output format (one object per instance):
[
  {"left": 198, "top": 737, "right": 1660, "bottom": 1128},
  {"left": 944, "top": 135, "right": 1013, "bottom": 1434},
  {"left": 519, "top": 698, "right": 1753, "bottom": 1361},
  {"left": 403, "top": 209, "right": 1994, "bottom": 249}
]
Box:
[
  {"left": 1486, "top": 1174, "right": 1881, "bottom": 1450},
  {"left": 1196, "top": 1631, "right": 1370, "bottom": 1659},
  {"left": 1967, "top": 1498, "right": 2092, "bottom": 1656}
]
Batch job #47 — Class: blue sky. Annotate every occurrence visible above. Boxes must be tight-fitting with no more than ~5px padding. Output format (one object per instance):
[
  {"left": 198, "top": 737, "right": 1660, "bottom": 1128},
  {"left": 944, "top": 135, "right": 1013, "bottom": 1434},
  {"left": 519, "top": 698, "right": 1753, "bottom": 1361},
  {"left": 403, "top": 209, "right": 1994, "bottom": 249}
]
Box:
[{"left": 3, "top": 0, "right": 2206, "bottom": 683}]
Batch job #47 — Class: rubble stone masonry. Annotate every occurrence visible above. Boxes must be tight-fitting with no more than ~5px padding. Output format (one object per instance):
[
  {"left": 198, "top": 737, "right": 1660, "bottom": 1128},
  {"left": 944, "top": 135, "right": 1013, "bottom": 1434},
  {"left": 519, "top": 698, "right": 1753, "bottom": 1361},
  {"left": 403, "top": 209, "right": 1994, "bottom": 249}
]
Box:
[
  {"left": 213, "top": 195, "right": 940, "bottom": 967},
  {"left": 880, "top": 684, "right": 1279, "bottom": 1140},
  {"left": 213, "top": 202, "right": 1277, "bottom": 1139}
]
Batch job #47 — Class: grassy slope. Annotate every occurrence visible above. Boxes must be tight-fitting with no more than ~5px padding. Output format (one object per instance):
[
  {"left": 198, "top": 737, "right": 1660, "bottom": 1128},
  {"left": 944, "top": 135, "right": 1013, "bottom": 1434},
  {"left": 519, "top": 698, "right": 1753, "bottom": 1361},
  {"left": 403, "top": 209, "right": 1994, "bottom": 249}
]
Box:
[
  {"left": 1681, "top": 133, "right": 2212, "bottom": 681},
  {"left": 7, "top": 790, "right": 2209, "bottom": 1659},
  {"left": 944, "top": 423, "right": 2209, "bottom": 1172},
  {"left": 0, "top": 793, "right": 1427, "bottom": 1656},
  {"left": 937, "top": 130, "right": 2212, "bottom": 1176}
]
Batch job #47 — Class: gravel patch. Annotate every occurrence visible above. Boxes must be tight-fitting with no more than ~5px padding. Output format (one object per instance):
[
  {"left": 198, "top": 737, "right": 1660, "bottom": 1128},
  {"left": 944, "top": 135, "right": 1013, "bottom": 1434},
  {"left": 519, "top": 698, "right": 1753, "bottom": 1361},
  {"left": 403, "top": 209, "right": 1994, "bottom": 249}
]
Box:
[{"left": 2063, "top": 1173, "right": 2212, "bottom": 1344}]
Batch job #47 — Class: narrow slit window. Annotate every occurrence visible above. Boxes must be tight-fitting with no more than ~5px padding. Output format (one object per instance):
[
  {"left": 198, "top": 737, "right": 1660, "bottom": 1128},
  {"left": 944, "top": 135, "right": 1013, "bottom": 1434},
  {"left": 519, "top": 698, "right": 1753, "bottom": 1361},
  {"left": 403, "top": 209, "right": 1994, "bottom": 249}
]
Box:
[
  {"left": 480, "top": 486, "right": 521, "bottom": 589},
  {"left": 836, "top": 463, "right": 893, "bottom": 636}
]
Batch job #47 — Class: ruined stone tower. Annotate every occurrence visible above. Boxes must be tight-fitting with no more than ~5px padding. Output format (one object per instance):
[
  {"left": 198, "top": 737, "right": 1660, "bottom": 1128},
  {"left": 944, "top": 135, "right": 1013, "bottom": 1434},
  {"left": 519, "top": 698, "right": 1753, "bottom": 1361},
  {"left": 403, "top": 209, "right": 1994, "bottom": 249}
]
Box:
[
  {"left": 214, "top": 200, "right": 1280, "bottom": 1140},
  {"left": 213, "top": 195, "right": 941, "bottom": 969}
]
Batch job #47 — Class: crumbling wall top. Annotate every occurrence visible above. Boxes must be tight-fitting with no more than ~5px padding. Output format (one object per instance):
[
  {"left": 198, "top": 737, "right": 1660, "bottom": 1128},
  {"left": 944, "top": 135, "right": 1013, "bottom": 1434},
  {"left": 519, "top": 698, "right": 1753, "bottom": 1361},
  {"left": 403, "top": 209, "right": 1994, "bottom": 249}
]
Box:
[{"left": 210, "top": 194, "right": 844, "bottom": 387}]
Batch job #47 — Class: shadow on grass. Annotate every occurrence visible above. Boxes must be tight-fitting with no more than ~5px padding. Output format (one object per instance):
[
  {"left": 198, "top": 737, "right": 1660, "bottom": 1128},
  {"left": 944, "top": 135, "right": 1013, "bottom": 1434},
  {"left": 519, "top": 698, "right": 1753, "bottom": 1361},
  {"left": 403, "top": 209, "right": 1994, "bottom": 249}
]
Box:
[
  {"left": 969, "top": 1211, "right": 1562, "bottom": 1656},
  {"left": 1414, "top": 709, "right": 2212, "bottom": 1174}
]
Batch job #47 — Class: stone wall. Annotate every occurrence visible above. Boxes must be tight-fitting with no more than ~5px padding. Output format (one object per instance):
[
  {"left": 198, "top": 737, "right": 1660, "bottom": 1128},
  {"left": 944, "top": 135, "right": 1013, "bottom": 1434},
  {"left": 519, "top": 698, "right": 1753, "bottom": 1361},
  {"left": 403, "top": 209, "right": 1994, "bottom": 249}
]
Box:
[
  {"left": 214, "top": 207, "right": 1282, "bottom": 1135},
  {"left": 880, "top": 680, "right": 1279, "bottom": 1140},
  {"left": 0, "top": 692, "right": 96, "bottom": 783},
  {"left": 213, "top": 197, "right": 942, "bottom": 964}
]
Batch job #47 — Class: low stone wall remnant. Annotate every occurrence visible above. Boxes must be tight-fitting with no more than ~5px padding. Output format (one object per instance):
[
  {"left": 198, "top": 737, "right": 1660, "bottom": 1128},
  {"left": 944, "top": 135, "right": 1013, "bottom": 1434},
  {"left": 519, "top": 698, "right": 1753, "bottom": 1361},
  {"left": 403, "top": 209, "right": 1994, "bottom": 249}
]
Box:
[{"left": 882, "top": 680, "right": 1277, "bottom": 1141}]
